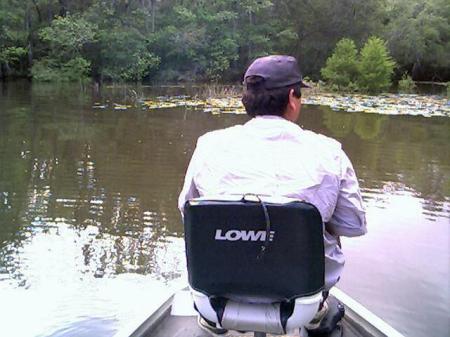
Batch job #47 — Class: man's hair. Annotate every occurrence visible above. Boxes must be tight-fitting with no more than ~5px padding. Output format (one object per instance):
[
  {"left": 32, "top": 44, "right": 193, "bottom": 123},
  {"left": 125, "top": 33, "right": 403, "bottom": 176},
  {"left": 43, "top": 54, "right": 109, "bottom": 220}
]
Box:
[{"left": 242, "top": 76, "right": 301, "bottom": 117}]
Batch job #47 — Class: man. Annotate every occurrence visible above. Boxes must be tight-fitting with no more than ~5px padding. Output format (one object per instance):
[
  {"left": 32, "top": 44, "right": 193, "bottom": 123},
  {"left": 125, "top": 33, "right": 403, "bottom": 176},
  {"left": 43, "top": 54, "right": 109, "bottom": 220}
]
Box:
[{"left": 179, "top": 55, "right": 367, "bottom": 334}]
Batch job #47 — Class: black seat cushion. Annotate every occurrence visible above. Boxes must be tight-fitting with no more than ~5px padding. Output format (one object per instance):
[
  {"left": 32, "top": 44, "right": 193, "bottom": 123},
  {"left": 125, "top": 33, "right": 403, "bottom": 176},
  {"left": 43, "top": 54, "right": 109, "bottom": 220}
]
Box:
[{"left": 184, "top": 199, "right": 325, "bottom": 301}]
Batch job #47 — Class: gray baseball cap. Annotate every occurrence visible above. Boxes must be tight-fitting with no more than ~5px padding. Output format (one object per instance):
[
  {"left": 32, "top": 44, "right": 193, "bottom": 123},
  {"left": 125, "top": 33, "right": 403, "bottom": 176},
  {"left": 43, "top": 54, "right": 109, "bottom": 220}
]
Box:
[{"left": 244, "top": 55, "right": 309, "bottom": 89}]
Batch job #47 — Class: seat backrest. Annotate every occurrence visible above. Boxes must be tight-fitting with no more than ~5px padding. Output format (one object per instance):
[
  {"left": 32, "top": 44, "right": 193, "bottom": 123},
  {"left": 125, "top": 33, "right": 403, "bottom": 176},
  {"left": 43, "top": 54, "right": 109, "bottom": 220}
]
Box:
[{"left": 183, "top": 198, "right": 325, "bottom": 301}]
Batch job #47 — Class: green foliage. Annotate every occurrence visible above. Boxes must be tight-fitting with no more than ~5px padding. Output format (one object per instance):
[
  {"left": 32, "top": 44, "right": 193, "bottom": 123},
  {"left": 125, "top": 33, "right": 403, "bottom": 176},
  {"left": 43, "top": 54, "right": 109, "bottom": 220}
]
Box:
[
  {"left": 62, "top": 57, "right": 91, "bottom": 80},
  {"left": 32, "top": 16, "right": 96, "bottom": 82},
  {"left": 384, "top": 0, "right": 450, "bottom": 79},
  {"left": 98, "top": 28, "right": 160, "bottom": 82},
  {"left": 31, "top": 57, "right": 91, "bottom": 82},
  {"left": 321, "top": 38, "right": 358, "bottom": 90},
  {"left": 206, "top": 38, "right": 239, "bottom": 81},
  {"left": 357, "top": 37, "right": 395, "bottom": 93},
  {"left": 398, "top": 73, "right": 416, "bottom": 93},
  {"left": 321, "top": 37, "right": 396, "bottom": 93},
  {"left": 31, "top": 59, "right": 60, "bottom": 82},
  {"left": 278, "top": 0, "right": 387, "bottom": 78},
  {"left": 0, "top": 47, "right": 27, "bottom": 64},
  {"left": 0, "top": 0, "right": 28, "bottom": 75},
  {"left": 152, "top": 3, "right": 239, "bottom": 82},
  {"left": 39, "top": 16, "right": 96, "bottom": 57},
  {"left": 0, "top": 0, "right": 448, "bottom": 83}
]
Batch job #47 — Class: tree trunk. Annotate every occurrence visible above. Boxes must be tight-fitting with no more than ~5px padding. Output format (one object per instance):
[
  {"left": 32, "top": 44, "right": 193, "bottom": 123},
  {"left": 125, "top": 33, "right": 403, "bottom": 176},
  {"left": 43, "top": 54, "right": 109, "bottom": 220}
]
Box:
[
  {"left": 4, "top": 63, "right": 12, "bottom": 77},
  {"left": 25, "top": 7, "right": 33, "bottom": 67},
  {"left": 47, "top": 4, "right": 53, "bottom": 23},
  {"left": 412, "top": 58, "right": 422, "bottom": 80},
  {"left": 32, "top": 0, "right": 42, "bottom": 22},
  {"left": 151, "top": 0, "right": 156, "bottom": 33},
  {"left": 58, "top": 0, "right": 67, "bottom": 17}
]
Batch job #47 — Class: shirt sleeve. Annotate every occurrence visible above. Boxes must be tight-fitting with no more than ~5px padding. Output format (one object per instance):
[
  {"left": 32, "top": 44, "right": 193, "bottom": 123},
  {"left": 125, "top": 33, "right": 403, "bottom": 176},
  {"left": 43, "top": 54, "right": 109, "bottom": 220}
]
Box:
[
  {"left": 326, "top": 150, "right": 367, "bottom": 237},
  {"left": 178, "top": 140, "right": 202, "bottom": 215}
]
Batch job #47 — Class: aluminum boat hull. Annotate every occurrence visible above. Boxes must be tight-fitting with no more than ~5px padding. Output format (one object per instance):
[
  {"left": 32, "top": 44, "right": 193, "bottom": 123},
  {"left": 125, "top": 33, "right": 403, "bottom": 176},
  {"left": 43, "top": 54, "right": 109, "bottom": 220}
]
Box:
[{"left": 116, "top": 288, "right": 404, "bottom": 337}]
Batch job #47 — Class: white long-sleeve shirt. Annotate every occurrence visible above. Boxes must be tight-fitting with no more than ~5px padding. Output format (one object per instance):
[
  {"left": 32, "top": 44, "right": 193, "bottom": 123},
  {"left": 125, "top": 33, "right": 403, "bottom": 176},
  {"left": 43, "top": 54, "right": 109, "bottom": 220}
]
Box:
[{"left": 179, "top": 115, "right": 367, "bottom": 289}]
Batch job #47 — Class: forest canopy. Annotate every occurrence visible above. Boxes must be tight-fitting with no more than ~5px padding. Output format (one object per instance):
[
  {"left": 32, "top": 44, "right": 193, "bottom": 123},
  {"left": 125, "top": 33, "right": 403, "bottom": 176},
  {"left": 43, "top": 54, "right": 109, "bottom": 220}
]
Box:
[{"left": 0, "top": 0, "right": 448, "bottom": 83}]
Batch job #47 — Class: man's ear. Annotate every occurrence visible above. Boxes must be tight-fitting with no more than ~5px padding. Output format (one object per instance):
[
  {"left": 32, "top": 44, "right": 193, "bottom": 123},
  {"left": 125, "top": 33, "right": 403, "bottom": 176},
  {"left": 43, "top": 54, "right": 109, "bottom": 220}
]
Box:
[
  {"left": 288, "top": 89, "right": 296, "bottom": 111},
  {"left": 283, "top": 88, "right": 301, "bottom": 122}
]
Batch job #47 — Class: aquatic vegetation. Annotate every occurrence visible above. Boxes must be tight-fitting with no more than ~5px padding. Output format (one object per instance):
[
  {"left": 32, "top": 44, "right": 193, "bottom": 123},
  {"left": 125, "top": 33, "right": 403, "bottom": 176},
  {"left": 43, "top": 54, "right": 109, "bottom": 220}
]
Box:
[
  {"left": 92, "top": 92, "right": 449, "bottom": 118},
  {"left": 203, "top": 98, "right": 245, "bottom": 114},
  {"left": 143, "top": 96, "right": 205, "bottom": 109},
  {"left": 303, "top": 93, "right": 449, "bottom": 117},
  {"left": 142, "top": 96, "right": 245, "bottom": 114},
  {"left": 398, "top": 74, "right": 416, "bottom": 93},
  {"left": 92, "top": 103, "right": 107, "bottom": 109},
  {"left": 112, "top": 103, "right": 133, "bottom": 110}
]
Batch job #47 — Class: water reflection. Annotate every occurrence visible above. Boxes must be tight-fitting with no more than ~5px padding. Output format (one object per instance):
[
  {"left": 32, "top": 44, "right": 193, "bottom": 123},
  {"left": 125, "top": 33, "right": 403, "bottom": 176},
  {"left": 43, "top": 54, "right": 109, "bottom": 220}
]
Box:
[
  {"left": 0, "top": 82, "right": 449, "bottom": 337},
  {"left": 319, "top": 107, "right": 450, "bottom": 209},
  {"left": 340, "top": 190, "right": 449, "bottom": 337}
]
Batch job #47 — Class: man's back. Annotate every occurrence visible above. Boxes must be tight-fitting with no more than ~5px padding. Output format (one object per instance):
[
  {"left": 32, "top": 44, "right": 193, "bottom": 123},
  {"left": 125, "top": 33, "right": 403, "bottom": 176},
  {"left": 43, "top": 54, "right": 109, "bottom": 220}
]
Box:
[
  {"left": 181, "top": 115, "right": 356, "bottom": 223},
  {"left": 179, "top": 55, "right": 366, "bottom": 290}
]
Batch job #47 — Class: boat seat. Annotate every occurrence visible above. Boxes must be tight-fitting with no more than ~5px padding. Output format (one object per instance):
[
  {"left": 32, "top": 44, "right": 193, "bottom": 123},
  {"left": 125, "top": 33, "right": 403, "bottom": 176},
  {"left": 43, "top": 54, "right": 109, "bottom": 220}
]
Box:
[{"left": 183, "top": 196, "right": 325, "bottom": 335}]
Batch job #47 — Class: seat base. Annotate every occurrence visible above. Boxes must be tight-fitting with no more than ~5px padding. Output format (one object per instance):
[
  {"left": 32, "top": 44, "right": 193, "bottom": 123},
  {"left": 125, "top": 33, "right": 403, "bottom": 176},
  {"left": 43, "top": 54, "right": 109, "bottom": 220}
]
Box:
[{"left": 191, "top": 289, "right": 323, "bottom": 335}]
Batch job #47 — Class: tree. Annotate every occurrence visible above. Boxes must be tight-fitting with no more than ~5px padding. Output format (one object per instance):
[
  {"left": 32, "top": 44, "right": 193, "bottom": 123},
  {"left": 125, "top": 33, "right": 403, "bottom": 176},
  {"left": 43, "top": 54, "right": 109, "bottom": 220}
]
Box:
[
  {"left": 97, "top": 28, "right": 160, "bottom": 82},
  {"left": 321, "top": 38, "right": 358, "bottom": 90},
  {"left": 31, "top": 15, "right": 96, "bottom": 81},
  {"left": 152, "top": 2, "right": 239, "bottom": 82},
  {"left": 237, "top": 0, "right": 274, "bottom": 61},
  {"left": 0, "top": 0, "right": 28, "bottom": 77},
  {"left": 357, "top": 37, "right": 395, "bottom": 93},
  {"left": 384, "top": 0, "right": 450, "bottom": 80},
  {"left": 0, "top": 0, "right": 449, "bottom": 83},
  {"left": 80, "top": 0, "right": 162, "bottom": 82},
  {"left": 275, "top": 0, "right": 386, "bottom": 79}
]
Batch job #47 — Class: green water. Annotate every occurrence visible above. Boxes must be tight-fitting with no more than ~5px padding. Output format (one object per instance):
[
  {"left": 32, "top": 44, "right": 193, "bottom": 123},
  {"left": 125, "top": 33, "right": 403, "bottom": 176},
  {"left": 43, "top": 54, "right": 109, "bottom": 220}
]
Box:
[{"left": 0, "top": 82, "right": 449, "bottom": 337}]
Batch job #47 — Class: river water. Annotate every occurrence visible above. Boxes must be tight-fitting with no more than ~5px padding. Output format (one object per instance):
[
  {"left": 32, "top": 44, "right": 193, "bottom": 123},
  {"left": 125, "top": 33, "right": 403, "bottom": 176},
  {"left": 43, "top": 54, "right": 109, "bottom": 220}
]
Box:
[{"left": 0, "top": 82, "right": 449, "bottom": 337}]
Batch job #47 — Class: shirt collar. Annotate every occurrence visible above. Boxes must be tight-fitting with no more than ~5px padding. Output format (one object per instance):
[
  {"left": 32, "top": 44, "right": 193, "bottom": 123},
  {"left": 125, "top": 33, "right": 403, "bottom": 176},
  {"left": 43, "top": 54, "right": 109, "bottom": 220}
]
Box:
[
  {"left": 245, "top": 115, "right": 303, "bottom": 132},
  {"left": 242, "top": 115, "right": 304, "bottom": 142}
]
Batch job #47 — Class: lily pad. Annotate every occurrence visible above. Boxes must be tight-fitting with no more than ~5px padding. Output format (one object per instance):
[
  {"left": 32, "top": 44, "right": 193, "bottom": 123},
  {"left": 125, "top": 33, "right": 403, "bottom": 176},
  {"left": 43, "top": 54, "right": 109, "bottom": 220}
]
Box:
[
  {"left": 133, "top": 92, "right": 450, "bottom": 118},
  {"left": 303, "top": 93, "right": 449, "bottom": 117}
]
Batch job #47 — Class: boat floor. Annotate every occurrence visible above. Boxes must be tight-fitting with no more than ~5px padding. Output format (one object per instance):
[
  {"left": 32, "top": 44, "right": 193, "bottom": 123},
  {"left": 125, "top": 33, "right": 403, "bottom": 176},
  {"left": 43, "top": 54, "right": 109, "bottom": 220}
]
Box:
[
  {"left": 127, "top": 289, "right": 397, "bottom": 337},
  {"left": 150, "top": 314, "right": 364, "bottom": 337}
]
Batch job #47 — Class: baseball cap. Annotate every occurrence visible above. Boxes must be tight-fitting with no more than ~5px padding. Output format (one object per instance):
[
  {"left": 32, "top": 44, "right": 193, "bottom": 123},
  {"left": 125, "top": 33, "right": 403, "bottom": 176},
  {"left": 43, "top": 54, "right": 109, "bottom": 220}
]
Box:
[{"left": 244, "top": 55, "right": 310, "bottom": 89}]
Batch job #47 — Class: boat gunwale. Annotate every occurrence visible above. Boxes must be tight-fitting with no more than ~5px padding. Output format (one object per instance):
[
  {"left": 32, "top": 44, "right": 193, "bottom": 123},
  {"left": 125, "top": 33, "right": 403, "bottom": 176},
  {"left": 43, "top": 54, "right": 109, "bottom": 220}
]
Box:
[
  {"left": 330, "top": 288, "right": 405, "bottom": 337},
  {"left": 125, "top": 287, "right": 406, "bottom": 337},
  {"left": 133, "top": 293, "right": 174, "bottom": 337}
]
